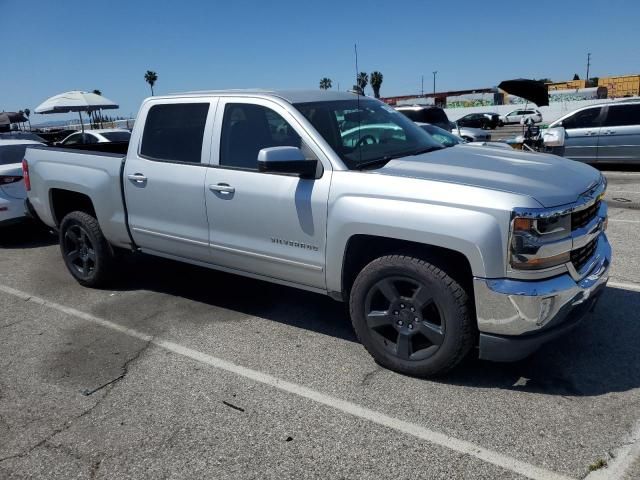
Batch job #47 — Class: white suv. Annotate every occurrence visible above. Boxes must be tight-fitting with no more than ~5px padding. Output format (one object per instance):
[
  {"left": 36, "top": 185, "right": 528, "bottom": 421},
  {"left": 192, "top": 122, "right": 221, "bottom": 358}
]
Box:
[{"left": 500, "top": 109, "right": 542, "bottom": 125}]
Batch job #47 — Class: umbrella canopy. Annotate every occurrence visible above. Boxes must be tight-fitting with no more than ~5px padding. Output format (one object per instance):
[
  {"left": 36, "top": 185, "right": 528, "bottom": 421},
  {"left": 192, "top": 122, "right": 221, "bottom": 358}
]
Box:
[
  {"left": 498, "top": 79, "right": 549, "bottom": 107},
  {"left": 34, "top": 90, "right": 119, "bottom": 114},
  {"left": 0, "top": 111, "right": 28, "bottom": 126},
  {"left": 34, "top": 90, "right": 119, "bottom": 132}
]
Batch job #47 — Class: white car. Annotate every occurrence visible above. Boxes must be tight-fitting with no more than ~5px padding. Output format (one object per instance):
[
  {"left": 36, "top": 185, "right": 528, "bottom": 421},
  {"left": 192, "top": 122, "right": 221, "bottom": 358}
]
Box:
[
  {"left": 58, "top": 128, "right": 131, "bottom": 146},
  {"left": 417, "top": 123, "right": 513, "bottom": 150},
  {"left": 0, "top": 140, "right": 45, "bottom": 226},
  {"left": 500, "top": 108, "right": 542, "bottom": 125}
]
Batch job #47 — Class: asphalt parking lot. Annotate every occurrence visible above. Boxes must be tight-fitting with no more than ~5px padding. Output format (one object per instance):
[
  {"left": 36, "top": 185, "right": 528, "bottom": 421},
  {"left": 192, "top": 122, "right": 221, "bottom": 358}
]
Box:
[{"left": 1, "top": 170, "right": 639, "bottom": 480}]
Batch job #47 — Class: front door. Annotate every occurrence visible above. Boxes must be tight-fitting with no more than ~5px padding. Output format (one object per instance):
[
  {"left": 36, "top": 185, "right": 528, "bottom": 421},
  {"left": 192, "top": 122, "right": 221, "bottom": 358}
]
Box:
[
  {"left": 597, "top": 103, "right": 640, "bottom": 163},
  {"left": 560, "top": 106, "right": 604, "bottom": 163},
  {"left": 124, "top": 99, "right": 217, "bottom": 262},
  {"left": 204, "top": 98, "right": 331, "bottom": 289}
]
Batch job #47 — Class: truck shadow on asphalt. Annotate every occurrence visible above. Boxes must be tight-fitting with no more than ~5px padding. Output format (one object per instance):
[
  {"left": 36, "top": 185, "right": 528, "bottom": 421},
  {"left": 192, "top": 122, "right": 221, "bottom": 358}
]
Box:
[
  {"left": 0, "top": 223, "right": 57, "bottom": 249},
  {"left": 445, "top": 286, "right": 640, "bottom": 396},
  {"left": 113, "top": 254, "right": 356, "bottom": 343},
  {"left": 111, "top": 255, "right": 640, "bottom": 396}
]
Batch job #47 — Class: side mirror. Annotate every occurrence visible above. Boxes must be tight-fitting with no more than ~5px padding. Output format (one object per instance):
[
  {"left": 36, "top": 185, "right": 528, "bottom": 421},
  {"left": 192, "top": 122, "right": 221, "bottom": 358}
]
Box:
[
  {"left": 543, "top": 127, "right": 565, "bottom": 147},
  {"left": 257, "top": 146, "right": 318, "bottom": 179}
]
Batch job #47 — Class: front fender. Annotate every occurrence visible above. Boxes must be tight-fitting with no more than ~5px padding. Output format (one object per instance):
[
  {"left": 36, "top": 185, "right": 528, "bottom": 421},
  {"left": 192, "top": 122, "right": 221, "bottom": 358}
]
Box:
[{"left": 325, "top": 195, "right": 510, "bottom": 294}]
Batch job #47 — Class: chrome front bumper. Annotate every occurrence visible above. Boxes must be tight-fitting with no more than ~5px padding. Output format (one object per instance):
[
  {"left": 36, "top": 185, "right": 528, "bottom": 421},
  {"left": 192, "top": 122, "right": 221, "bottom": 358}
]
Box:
[{"left": 473, "top": 233, "right": 611, "bottom": 361}]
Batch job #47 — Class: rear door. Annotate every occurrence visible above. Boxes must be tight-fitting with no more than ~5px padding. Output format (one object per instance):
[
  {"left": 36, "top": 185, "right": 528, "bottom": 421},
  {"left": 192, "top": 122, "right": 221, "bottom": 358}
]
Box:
[
  {"left": 204, "top": 97, "right": 331, "bottom": 289},
  {"left": 597, "top": 103, "right": 640, "bottom": 163},
  {"left": 560, "top": 106, "right": 604, "bottom": 163},
  {"left": 123, "top": 98, "right": 217, "bottom": 262}
]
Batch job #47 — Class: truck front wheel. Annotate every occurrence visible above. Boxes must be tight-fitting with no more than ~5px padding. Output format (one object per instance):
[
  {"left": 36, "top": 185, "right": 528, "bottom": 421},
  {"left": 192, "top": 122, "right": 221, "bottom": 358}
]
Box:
[
  {"left": 59, "top": 211, "right": 114, "bottom": 288},
  {"left": 349, "top": 255, "right": 473, "bottom": 377}
]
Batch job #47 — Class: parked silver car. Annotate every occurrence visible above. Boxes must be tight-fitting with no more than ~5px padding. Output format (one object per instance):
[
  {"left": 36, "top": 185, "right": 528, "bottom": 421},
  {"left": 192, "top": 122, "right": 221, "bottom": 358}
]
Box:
[
  {"left": 500, "top": 108, "right": 543, "bottom": 125},
  {"left": 546, "top": 100, "right": 640, "bottom": 163}
]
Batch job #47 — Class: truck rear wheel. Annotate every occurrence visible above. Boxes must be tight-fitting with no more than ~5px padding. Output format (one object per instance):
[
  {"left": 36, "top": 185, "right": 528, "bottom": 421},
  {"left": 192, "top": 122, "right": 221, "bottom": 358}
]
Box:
[
  {"left": 349, "top": 255, "right": 473, "bottom": 377},
  {"left": 59, "top": 211, "right": 114, "bottom": 288}
]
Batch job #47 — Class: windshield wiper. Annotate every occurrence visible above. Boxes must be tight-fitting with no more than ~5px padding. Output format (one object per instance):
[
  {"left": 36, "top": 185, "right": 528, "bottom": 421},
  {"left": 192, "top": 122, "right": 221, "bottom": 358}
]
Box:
[{"left": 354, "top": 146, "right": 443, "bottom": 170}]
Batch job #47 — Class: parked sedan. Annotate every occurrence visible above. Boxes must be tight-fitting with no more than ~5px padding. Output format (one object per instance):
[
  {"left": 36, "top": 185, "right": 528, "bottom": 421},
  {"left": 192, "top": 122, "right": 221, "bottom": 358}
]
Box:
[
  {"left": 455, "top": 112, "right": 501, "bottom": 129},
  {"left": 57, "top": 128, "right": 131, "bottom": 146},
  {"left": 0, "top": 140, "right": 45, "bottom": 226},
  {"left": 417, "top": 123, "right": 513, "bottom": 150},
  {"left": 500, "top": 108, "right": 543, "bottom": 125},
  {"left": 450, "top": 125, "right": 492, "bottom": 142}
]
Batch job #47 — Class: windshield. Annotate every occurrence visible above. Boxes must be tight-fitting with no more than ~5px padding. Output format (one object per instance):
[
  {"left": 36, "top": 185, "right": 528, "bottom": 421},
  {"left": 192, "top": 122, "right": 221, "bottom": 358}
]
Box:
[
  {"left": 101, "top": 131, "right": 131, "bottom": 142},
  {"left": 294, "top": 99, "right": 442, "bottom": 169},
  {"left": 418, "top": 124, "right": 462, "bottom": 147}
]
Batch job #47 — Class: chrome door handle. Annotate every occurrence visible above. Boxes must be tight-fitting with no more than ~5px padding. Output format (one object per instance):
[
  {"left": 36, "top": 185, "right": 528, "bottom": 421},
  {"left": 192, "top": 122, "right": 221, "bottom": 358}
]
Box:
[
  {"left": 209, "top": 183, "right": 235, "bottom": 194},
  {"left": 604, "top": 130, "right": 615, "bottom": 135},
  {"left": 127, "top": 173, "right": 147, "bottom": 183}
]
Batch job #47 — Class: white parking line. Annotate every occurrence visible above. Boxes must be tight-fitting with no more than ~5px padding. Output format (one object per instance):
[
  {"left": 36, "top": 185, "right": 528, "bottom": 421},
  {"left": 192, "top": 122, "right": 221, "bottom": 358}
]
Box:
[
  {"left": 606, "top": 190, "right": 640, "bottom": 195},
  {"left": 584, "top": 421, "right": 640, "bottom": 480},
  {"left": 608, "top": 281, "right": 640, "bottom": 293},
  {"left": 0, "top": 283, "right": 570, "bottom": 480},
  {"left": 608, "top": 219, "right": 640, "bottom": 224}
]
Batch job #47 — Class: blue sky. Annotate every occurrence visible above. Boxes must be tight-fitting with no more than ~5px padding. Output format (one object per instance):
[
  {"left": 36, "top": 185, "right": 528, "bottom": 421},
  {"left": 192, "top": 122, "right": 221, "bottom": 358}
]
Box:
[{"left": 1, "top": 0, "right": 639, "bottom": 122}]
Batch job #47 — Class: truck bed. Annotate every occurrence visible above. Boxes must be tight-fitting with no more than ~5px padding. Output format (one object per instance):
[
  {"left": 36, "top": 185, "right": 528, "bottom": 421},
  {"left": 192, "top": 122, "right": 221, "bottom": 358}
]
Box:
[{"left": 25, "top": 145, "right": 133, "bottom": 249}]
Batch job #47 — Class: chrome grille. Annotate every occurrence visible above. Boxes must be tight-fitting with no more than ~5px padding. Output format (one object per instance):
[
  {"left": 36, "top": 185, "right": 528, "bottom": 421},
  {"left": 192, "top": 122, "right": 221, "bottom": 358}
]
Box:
[
  {"left": 571, "top": 237, "right": 598, "bottom": 271},
  {"left": 572, "top": 200, "right": 600, "bottom": 230}
]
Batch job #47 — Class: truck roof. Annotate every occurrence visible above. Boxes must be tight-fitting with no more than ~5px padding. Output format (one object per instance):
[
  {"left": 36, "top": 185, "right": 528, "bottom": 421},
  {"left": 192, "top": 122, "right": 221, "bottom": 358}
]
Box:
[{"left": 156, "top": 89, "right": 362, "bottom": 104}]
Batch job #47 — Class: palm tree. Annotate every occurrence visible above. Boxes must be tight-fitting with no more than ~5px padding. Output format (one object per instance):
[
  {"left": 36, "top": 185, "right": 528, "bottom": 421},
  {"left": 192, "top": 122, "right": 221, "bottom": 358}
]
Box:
[
  {"left": 319, "top": 77, "right": 332, "bottom": 90},
  {"left": 144, "top": 70, "right": 158, "bottom": 96},
  {"left": 357, "top": 72, "right": 368, "bottom": 95},
  {"left": 370, "top": 71, "right": 383, "bottom": 98}
]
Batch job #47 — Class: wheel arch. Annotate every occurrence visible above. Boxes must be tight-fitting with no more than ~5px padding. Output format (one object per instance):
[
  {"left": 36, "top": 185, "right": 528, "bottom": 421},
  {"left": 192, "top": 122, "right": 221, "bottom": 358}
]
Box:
[
  {"left": 335, "top": 234, "right": 475, "bottom": 302},
  {"left": 49, "top": 189, "right": 97, "bottom": 227}
]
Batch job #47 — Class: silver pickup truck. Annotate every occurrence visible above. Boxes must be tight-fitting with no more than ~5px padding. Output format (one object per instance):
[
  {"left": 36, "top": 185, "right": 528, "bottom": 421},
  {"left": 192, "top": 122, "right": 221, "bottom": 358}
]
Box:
[{"left": 24, "top": 90, "right": 611, "bottom": 377}]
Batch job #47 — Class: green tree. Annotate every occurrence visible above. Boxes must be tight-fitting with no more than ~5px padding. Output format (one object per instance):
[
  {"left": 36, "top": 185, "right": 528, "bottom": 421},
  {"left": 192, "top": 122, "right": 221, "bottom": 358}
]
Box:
[
  {"left": 357, "top": 72, "right": 368, "bottom": 95},
  {"left": 319, "top": 77, "right": 332, "bottom": 90},
  {"left": 587, "top": 77, "right": 599, "bottom": 88},
  {"left": 144, "top": 70, "right": 158, "bottom": 96},
  {"left": 370, "top": 71, "right": 383, "bottom": 98},
  {"left": 573, "top": 73, "right": 580, "bottom": 80}
]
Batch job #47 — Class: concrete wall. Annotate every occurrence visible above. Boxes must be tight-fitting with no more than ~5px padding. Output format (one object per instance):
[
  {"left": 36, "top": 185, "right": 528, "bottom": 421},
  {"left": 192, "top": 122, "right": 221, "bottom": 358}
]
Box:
[{"left": 445, "top": 97, "right": 640, "bottom": 124}]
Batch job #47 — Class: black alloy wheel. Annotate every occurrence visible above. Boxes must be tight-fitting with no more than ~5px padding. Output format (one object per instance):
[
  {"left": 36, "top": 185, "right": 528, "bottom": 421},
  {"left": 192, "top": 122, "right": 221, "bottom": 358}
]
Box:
[
  {"left": 63, "top": 224, "right": 97, "bottom": 279},
  {"left": 364, "top": 276, "right": 444, "bottom": 361}
]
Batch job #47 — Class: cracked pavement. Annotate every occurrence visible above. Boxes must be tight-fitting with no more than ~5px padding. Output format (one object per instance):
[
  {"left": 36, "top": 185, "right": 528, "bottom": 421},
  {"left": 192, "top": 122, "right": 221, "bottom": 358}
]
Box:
[{"left": 0, "top": 171, "right": 639, "bottom": 479}]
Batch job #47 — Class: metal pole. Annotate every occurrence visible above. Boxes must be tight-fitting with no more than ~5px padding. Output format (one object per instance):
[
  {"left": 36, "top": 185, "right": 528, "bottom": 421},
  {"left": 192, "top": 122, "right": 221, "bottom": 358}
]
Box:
[
  {"left": 433, "top": 71, "right": 438, "bottom": 95},
  {"left": 421, "top": 75, "right": 424, "bottom": 96},
  {"left": 78, "top": 111, "right": 84, "bottom": 133},
  {"left": 586, "top": 53, "right": 591, "bottom": 85}
]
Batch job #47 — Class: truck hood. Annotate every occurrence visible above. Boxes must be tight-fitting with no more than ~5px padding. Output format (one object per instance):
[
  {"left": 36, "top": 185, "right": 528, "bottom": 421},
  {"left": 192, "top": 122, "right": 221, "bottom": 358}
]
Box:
[{"left": 373, "top": 145, "right": 602, "bottom": 208}]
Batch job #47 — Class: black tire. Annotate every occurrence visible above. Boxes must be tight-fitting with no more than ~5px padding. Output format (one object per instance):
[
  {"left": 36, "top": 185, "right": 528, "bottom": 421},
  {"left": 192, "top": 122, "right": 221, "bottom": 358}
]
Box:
[
  {"left": 349, "top": 255, "right": 473, "bottom": 377},
  {"left": 59, "top": 211, "right": 114, "bottom": 288}
]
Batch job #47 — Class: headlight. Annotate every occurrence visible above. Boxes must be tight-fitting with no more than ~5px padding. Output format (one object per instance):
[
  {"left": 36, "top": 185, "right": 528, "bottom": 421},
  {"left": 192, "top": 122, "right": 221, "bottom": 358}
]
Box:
[{"left": 510, "top": 214, "right": 571, "bottom": 270}]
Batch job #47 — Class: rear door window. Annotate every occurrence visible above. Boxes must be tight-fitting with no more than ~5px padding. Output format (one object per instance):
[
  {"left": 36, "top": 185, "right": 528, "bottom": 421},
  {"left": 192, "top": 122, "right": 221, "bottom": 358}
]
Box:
[
  {"left": 602, "top": 104, "right": 640, "bottom": 127},
  {"left": 562, "top": 107, "right": 603, "bottom": 129},
  {"left": 140, "top": 103, "right": 209, "bottom": 163},
  {"left": 62, "top": 133, "right": 83, "bottom": 145},
  {"left": 422, "top": 108, "right": 449, "bottom": 124}
]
